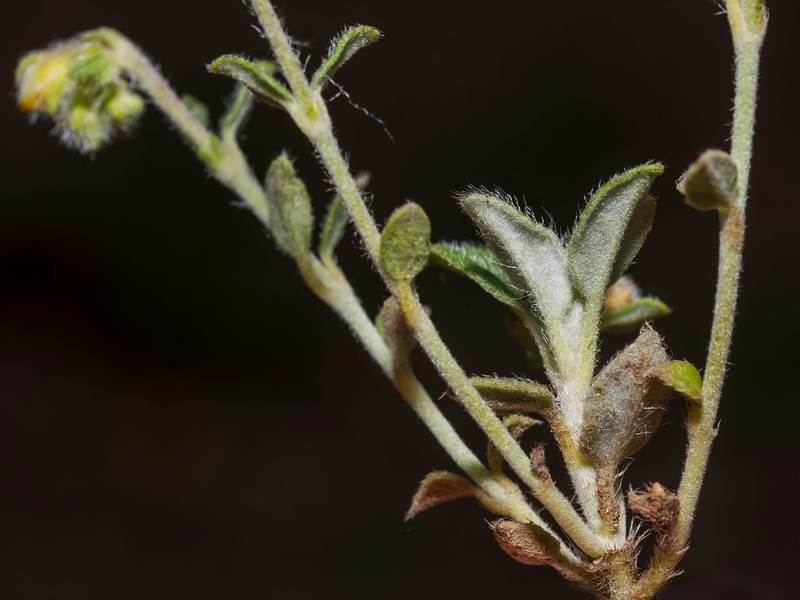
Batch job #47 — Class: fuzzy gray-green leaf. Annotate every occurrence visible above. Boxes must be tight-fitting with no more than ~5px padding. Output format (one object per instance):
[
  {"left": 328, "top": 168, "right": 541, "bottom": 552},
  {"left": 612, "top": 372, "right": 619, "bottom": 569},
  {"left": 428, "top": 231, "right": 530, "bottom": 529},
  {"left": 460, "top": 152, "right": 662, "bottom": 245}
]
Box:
[
  {"left": 380, "top": 203, "right": 431, "bottom": 282},
  {"left": 265, "top": 153, "right": 313, "bottom": 256},
  {"left": 600, "top": 297, "right": 671, "bottom": 333},
  {"left": 469, "top": 377, "right": 555, "bottom": 417},
  {"left": 208, "top": 55, "right": 292, "bottom": 109},
  {"left": 677, "top": 149, "right": 737, "bottom": 212},
  {"left": 311, "top": 25, "right": 382, "bottom": 91},
  {"left": 430, "top": 243, "right": 525, "bottom": 309},
  {"left": 568, "top": 165, "right": 663, "bottom": 307},
  {"left": 459, "top": 192, "right": 574, "bottom": 343}
]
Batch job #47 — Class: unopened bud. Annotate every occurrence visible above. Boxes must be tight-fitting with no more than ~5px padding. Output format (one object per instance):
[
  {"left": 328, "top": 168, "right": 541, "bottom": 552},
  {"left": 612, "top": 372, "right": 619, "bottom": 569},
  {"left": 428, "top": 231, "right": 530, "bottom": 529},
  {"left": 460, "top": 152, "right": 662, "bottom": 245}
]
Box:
[{"left": 15, "top": 37, "right": 145, "bottom": 153}]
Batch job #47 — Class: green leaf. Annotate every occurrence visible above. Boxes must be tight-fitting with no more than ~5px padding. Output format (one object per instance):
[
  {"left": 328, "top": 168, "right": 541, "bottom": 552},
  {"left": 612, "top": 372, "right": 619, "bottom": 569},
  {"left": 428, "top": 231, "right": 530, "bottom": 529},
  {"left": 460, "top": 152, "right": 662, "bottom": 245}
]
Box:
[
  {"left": 677, "top": 149, "right": 737, "bottom": 212},
  {"left": 218, "top": 85, "right": 254, "bottom": 137},
  {"left": 568, "top": 164, "right": 663, "bottom": 307},
  {"left": 182, "top": 94, "right": 211, "bottom": 128},
  {"left": 580, "top": 325, "right": 670, "bottom": 467},
  {"left": 469, "top": 377, "right": 555, "bottom": 417},
  {"left": 311, "top": 25, "right": 382, "bottom": 91},
  {"left": 430, "top": 243, "right": 525, "bottom": 309},
  {"left": 649, "top": 360, "right": 703, "bottom": 405},
  {"left": 318, "top": 173, "right": 368, "bottom": 263},
  {"left": 265, "top": 153, "right": 314, "bottom": 256},
  {"left": 459, "top": 192, "right": 574, "bottom": 348},
  {"left": 208, "top": 55, "right": 292, "bottom": 109},
  {"left": 380, "top": 202, "right": 431, "bottom": 282},
  {"left": 600, "top": 297, "right": 671, "bottom": 333}
]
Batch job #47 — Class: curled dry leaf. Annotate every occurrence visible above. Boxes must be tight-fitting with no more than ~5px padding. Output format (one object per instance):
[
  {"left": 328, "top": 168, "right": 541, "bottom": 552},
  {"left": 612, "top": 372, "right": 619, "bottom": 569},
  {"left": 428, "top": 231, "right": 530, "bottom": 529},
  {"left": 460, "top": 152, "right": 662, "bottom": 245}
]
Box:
[
  {"left": 529, "top": 444, "right": 551, "bottom": 482},
  {"left": 627, "top": 482, "right": 680, "bottom": 536},
  {"left": 491, "top": 520, "right": 561, "bottom": 566},
  {"left": 405, "top": 471, "right": 475, "bottom": 521}
]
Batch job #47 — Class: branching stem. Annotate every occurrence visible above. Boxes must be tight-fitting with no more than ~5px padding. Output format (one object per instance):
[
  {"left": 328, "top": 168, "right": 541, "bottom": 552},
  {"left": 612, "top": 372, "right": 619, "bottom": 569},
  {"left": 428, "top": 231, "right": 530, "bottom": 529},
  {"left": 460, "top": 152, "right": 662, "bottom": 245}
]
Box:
[{"left": 636, "top": 3, "right": 765, "bottom": 596}]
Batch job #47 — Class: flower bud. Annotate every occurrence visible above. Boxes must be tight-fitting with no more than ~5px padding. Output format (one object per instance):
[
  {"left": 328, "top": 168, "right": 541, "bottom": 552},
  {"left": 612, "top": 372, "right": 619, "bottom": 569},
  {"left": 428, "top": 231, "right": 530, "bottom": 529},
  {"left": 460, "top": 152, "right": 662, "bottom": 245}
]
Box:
[
  {"left": 15, "top": 38, "right": 145, "bottom": 153},
  {"left": 16, "top": 47, "right": 74, "bottom": 114}
]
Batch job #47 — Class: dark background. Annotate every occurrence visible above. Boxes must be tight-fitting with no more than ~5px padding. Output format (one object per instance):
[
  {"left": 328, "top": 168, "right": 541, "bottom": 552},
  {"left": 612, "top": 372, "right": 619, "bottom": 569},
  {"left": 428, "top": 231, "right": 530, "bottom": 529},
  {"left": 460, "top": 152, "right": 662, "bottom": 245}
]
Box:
[{"left": 1, "top": 1, "right": 798, "bottom": 598}]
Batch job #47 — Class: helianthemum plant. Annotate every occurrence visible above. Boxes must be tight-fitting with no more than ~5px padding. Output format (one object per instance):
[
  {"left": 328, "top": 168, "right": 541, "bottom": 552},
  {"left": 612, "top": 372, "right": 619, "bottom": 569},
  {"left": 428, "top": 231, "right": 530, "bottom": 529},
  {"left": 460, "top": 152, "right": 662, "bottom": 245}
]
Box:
[{"left": 14, "top": 0, "right": 767, "bottom": 598}]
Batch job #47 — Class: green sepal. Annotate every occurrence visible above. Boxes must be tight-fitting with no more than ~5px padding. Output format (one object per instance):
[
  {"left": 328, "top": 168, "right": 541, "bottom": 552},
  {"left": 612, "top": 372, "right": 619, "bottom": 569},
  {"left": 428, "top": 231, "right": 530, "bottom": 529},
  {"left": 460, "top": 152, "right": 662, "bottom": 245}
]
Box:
[
  {"left": 469, "top": 377, "right": 555, "bottom": 417},
  {"left": 568, "top": 164, "right": 663, "bottom": 307},
  {"left": 430, "top": 243, "right": 525, "bottom": 309},
  {"left": 677, "top": 149, "right": 737, "bottom": 212},
  {"left": 380, "top": 202, "right": 431, "bottom": 283},
  {"left": 66, "top": 48, "right": 112, "bottom": 81},
  {"left": 208, "top": 55, "right": 292, "bottom": 109},
  {"left": 182, "top": 94, "right": 211, "bottom": 128},
  {"left": 600, "top": 297, "right": 671, "bottom": 333},
  {"left": 311, "top": 25, "right": 382, "bottom": 91},
  {"left": 649, "top": 360, "right": 703, "bottom": 405},
  {"left": 459, "top": 191, "right": 574, "bottom": 347},
  {"left": 265, "top": 153, "right": 314, "bottom": 257}
]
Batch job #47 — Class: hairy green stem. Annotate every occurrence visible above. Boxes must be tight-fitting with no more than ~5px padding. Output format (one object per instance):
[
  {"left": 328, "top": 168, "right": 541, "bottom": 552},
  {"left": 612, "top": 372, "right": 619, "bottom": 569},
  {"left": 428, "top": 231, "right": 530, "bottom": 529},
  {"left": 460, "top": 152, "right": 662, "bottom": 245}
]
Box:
[
  {"left": 93, "top": 28, "right": 273, "bottom": 227},
  {"left": 396, "top": 283, "right": 606, "bottom": 558},
  {"left": 250, "top": 0, "right": 315, "bottom": 108},
  {"left": 295, "top": 257, "right": 580, "bottom": 562},
  {"left": 635, "top": 4, "right": 764, "bottom": 596},
  {"left": 248, "top": 0, "right": 607, "bottom": 557}
]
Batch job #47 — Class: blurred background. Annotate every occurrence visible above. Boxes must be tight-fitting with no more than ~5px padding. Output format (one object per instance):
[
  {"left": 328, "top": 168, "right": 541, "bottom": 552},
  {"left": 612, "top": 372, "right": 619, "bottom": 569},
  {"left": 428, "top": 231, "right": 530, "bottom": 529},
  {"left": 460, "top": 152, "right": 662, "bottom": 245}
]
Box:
[{"left": 1, "top": 1, "right": 798, "bottom": 598}]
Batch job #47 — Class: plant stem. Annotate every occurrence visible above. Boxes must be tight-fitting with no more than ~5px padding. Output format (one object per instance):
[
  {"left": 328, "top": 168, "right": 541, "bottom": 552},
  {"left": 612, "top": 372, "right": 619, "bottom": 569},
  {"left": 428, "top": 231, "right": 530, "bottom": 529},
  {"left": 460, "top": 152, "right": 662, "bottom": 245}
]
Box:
[
  {"left": 289, "top": 258, "right": 580, "bottom": 564},
  {"left": 94, "top": 22, "right": 568, "bottom": 560},
  {"left": 248, "top": 0, "right": 606, "bottom": 557},
  {"left": 93, "top": 28, "right": 274, "bottom": 228},
  {"left": 249, "top": 0, "right": 315, "bottom": 108},
  {"left": 635, "top": 4, "right": 765, "bottom": 595},
  {"left": 396, "top": 283, "right": 606, "bottom": 558}
]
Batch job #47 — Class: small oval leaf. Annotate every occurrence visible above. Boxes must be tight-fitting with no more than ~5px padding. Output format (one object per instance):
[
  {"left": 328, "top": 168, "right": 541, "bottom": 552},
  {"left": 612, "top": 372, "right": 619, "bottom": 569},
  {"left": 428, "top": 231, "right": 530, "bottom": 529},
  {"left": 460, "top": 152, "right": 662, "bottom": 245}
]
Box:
[
  {"left": 208, "top": 55, "right": 292, "bottom": 109},
  {"left": 649, "top": 360, "right": 703, "bottom": 404},
  {"left": 265, "top": 153, "right": 314, "bottom": 256},
  {"left": 311, "top": 25, "right": 382, "bottom": 91},
  {"left": 380, "top": 202, "right": 431, "bottom": 282},
  {"left": 677, "top": 149, "right": 738, "bottom": 212}
]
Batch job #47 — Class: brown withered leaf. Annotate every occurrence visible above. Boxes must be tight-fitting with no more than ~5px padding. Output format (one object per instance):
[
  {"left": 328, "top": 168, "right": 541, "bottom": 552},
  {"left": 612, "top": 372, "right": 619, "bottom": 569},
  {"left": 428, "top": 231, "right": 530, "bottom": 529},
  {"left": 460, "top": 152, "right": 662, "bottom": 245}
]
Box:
[
  {"left": 491, "top": 520, "right": 561, "bottom": 566},
  {"left": 405, "top": 471, "right": 476, "bottom": 520},
  {"left": 627, "top": 482, "right": 679, "bottom": 536},
  {"left": 580, "top": 325, "right": 670, "bottom": 468},
  {"left": 529, "top": 444, "right": 551, "bottom": 483}
]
